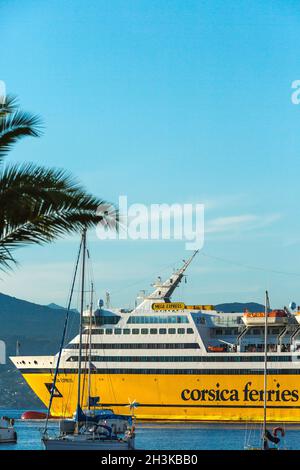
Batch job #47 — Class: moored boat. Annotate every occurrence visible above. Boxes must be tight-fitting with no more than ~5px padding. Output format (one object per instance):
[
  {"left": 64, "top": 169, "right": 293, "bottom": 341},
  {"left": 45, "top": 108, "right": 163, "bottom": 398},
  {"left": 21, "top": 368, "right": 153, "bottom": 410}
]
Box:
[
  {"left": 41, "top": 229, "right": 137, "bottom": 450},
  {"left": 42, "top": 408, "right": 135, "bottom": 450},
  {"left": 21, "top": 411, "right": 49, "bottom": 420},
  {"left": 0, "top": 417, "right": 17, "bottom": 443}
]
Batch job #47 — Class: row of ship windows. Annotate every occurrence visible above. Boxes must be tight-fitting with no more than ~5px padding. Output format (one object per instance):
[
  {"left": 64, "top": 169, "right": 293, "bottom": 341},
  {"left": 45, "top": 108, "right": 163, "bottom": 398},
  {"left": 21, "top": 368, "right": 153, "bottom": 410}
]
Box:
[
  {"left": 214, "top": 327, "right": 282, "bottom": 336},
  {"left": 66, "top": 355, "right": 297, "bottom": 363},
  {"left": 68, "top": 356, "right": 202, "bottom": 362},
  {"left": 212, "top": 317, "right": 243, "bottom": 326},
  {"left": 83, "top": 328, "right": 195, "bottom": 335},
  {"left": 127, "top": 316, "right": 189, "bottom": 324},
  {"left": 213, "top": 328, "right": 239, "bottom": 336},
  {"left": 16, "top": 360, "right": 41, "bottom": 365},
  {"left": 31, "top": 368, "right": 300, "bottom": 375},
  {"left": 66, "top": 343, "right": 200, "bottom": 350}
]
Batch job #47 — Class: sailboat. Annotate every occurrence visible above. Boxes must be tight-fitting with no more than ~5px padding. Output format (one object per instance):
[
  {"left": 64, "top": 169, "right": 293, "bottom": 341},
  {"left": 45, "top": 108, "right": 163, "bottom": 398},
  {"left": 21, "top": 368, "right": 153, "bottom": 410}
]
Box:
[
  {"left": 42, "top": 228, "right": 136, "bottom": 450},
  {"left": 245, "top": 291, "right": 286, "bottom": 451}
]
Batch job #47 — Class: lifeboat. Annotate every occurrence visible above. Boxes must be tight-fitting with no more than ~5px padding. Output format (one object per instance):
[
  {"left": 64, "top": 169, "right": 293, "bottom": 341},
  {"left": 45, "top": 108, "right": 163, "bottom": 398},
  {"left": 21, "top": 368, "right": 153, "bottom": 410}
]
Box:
[
  {"left": 21, "top": 411, "right": 51, "bottom": 420},
  {"left": 207, "top": 345, "right": 226, "bottom": 352},
  {"left": 242, "top": 309, "right": 288, "bottom": 326}
]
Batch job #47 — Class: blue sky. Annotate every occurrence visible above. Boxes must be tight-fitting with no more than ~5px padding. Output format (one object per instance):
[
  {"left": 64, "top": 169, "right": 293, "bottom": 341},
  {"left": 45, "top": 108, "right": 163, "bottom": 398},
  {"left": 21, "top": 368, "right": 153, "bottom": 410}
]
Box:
[{"left": 1, "top": 0, "right": 300, "bottom": 308}]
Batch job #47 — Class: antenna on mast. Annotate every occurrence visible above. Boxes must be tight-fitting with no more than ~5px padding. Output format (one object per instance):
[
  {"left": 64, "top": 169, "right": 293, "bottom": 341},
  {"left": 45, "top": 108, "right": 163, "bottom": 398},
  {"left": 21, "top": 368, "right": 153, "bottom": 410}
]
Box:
[
  {"left": 105, "top": 291, "right": 111, "bottom": 309},
  {"left": 262, "top": 290, "right": 270, "bottom": 450}
]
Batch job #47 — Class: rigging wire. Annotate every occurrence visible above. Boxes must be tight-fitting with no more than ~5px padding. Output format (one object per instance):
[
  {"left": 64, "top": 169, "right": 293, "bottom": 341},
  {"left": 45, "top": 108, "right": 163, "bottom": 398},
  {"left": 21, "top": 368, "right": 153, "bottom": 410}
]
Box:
[
  {"left": 103, "top": 249, "right": 300, "bottom": 307},
  {"left": 108, "top": 259, "right": 183, "bottom": 297},
  {"left": 43, "top": 237, "right": 83, "bottom": 433},
  {"left": 81, "top": 241, "right": 96, "bottom": 408},
  {"left": 200, "top": 251, "right": 300, "bottom": 278}
]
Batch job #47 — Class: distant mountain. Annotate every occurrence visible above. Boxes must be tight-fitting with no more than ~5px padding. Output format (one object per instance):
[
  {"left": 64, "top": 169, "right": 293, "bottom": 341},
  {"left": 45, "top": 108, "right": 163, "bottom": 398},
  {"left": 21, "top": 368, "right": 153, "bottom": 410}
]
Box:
[
  {"left": 0, "top": 292, "right": 79, "bottom": 409},
  {"left": 47, "top": 302, "right": 78, "bottom": 313},
  {"left": 47, "top": 302, "right": 65, "bottom": 310},
  {"left": 0, "top": 292, "right": 79, "bottom": 353},
  {"left": 215, "top": 302, "right": 265, "bottom": 313}
]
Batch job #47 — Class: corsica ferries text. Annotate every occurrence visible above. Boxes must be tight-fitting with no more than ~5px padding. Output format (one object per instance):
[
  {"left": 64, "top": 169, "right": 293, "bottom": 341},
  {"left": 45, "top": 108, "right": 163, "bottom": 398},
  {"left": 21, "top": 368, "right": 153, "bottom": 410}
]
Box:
[{"left": 181, "top": 382, "right": 299, "bottom": 402}]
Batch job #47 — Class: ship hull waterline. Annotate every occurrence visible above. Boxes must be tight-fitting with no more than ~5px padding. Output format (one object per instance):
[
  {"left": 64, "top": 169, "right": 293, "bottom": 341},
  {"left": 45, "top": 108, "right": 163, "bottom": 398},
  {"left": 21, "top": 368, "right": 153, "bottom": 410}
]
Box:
[{"left": 21, "top": 371, "right": 300, "bottom": 422}]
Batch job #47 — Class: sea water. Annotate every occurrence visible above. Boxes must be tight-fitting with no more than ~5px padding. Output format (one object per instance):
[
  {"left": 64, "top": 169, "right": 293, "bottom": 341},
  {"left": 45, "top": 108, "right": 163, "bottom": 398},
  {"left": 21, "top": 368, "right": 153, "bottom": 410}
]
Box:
[{"left": 0, "top": 409, "right": 298, "bottom": 450}]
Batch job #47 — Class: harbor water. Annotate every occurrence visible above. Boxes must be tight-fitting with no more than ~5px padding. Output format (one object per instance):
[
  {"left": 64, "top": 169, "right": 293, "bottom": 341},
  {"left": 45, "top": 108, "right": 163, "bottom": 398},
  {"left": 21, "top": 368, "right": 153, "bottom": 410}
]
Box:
[{"left": 0, "top": 409, "right": 299, "bottom": 450}]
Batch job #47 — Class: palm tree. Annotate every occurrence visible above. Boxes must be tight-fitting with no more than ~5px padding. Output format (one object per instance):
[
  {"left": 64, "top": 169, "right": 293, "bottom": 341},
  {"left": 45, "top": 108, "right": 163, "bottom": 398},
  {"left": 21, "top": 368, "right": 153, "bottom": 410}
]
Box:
[
  {"left": 0, "top": 95, "right": 42, "bottom": 159},
  {"left": 0, "top": 95, "right": 117, "bottom": 269}
]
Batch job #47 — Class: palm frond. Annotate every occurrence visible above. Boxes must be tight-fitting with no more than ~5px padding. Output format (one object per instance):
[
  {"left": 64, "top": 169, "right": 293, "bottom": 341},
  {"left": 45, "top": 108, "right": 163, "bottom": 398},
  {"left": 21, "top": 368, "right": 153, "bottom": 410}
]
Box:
[
  {"left": 0, "top": 95, "right": 118, "bottom": 271},
  {"left": 0, "top": 246, "right": 17, "bottom": 271},
  {"left": 0, "top": 94, "right": 18, "bottom": 117},
  {"left": 0, "top": 163, "right": 118, "bottom": 225},
  {"left": 0, "top": 163, "right": 118, "bottom": 269},
  {"left": 0, "top": 111, "right": 43, "bottom": 159},
  {"left": 1, "top": 210, "right": 114, "bottom": 249}
]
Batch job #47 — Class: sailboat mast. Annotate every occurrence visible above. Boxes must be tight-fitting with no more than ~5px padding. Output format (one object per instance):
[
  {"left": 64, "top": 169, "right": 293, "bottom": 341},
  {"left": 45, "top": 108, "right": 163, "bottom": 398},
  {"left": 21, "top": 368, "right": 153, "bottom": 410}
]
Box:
[
  {"left": 76, "top": 227, "right": 87, "bottom": 424},
  {"left": 87, "top": 281, "right": 94, "bottom": 410},
  {"left": 262, "top": 290, "right": 269, "bottom": 449},
  {"left": 43, "top": 238, "right": 83, "bottom": 435}
]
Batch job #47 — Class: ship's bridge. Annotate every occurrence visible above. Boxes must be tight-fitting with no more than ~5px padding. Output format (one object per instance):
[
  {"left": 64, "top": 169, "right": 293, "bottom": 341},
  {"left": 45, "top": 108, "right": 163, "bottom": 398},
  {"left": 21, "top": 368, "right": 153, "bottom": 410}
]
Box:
[{"left": 82, "top": 308, "right": 121, "bottom": 327}]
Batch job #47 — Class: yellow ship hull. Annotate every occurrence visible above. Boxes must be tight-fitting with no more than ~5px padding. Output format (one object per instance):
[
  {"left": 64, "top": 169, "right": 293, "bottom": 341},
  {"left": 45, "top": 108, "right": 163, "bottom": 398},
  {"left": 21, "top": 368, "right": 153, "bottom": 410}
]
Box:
[{"left": 22, "top": 371, "right": 300, "bottom": 422}]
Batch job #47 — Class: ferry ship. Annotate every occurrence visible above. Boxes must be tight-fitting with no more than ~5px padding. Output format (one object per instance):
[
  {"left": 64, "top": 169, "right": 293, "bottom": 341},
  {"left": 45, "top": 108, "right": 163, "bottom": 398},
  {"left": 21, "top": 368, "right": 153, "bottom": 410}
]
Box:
[{"left": 10, "top": 252, "right": 300, "bottom": 422}]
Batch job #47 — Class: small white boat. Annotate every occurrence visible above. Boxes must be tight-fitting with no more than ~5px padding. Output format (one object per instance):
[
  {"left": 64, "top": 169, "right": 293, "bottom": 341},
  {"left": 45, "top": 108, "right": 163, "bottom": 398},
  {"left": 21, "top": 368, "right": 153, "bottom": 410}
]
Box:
[
  {"left": 42, "top": 436, "right": 134, "bottom": 450},
  {"left": 43, "top": 407, "right": 135, "bottom": 450},
  {"left": 42, "top": 426, "right": 135, "bottom": 450},
  {"left": 0, "top": 417, "right": 17, "bottom": 443}
]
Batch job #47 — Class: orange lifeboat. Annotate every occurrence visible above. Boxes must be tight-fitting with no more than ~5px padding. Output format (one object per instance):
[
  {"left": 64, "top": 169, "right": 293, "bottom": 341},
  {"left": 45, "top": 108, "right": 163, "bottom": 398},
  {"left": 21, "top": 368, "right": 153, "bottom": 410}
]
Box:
[
  {"left": 207, "top": 345, "right": 226, "bottom": 352},
  {"left": 21, "top": 411, "right": 53, "bottom": 420},
  {"left": 269, "top": 309, "right": 287, "bottom": 318},
  {"left": 242, "top": 309, "right": 288, "bottom": 326}
]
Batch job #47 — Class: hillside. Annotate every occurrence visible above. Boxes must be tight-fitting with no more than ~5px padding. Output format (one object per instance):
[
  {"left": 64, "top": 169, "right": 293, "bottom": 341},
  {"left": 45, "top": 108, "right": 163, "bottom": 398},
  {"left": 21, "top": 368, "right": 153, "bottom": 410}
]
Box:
[
  {"left": 215, "top": 302, "right": 264, "bottom": 313},
  {"left": 0, "top": 293, "right": 78, "bottom": 409}
]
